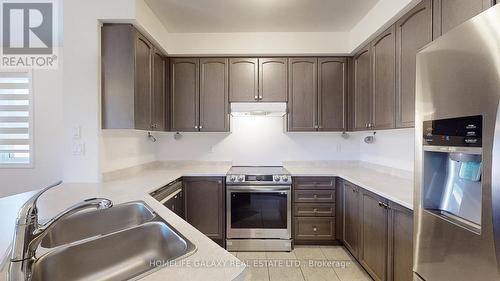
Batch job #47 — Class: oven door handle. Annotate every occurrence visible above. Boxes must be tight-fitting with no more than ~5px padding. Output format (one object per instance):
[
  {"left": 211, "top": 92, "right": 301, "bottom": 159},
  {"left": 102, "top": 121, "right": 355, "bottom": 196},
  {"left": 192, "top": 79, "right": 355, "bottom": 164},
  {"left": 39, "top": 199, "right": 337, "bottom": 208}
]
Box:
[{"left": 227, "top": 185, "right": 290, "bottom": 192}]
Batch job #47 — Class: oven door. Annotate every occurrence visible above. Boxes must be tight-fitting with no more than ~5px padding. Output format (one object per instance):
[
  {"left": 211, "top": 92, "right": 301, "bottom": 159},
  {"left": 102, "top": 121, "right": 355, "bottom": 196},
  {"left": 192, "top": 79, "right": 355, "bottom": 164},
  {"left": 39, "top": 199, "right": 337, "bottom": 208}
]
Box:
[{"left": 226, "top": 185, "right": 291, "bottom": 239}]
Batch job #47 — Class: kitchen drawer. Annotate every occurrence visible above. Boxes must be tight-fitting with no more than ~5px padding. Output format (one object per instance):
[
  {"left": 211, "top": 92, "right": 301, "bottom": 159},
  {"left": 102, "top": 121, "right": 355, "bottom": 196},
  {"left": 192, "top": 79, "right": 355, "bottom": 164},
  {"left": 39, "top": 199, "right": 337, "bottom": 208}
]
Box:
[
  {"left": 294, "top": 217, "right": 336, "bottom": 240},
  {"left": 294, "top": 189, "right": 335, "bottom": 203},
  {"left": 295, "top": 203, "right": 336, "bottom": 217},
  {"left": 294, "top": 177, "right": 336, "bottom": 190}
]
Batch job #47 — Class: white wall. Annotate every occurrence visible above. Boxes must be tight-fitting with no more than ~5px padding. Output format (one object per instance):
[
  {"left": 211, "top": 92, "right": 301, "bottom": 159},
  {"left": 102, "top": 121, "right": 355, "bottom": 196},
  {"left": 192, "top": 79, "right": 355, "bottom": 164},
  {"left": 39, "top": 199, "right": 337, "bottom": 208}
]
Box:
[
  {"left": 357, "top": 128, "right": 415, "bottom": 171},
  {"left": 155, "top": 117, "right": 360, "bottom": 166},
  {"left": 160, "top": 0, "right": 419, "bottom": 55},
  {"left": 63, "top": 0, "right": 171, "bottom": 182},
  {"left": 100, "top": 130, "right": 156, "bottom": 173},
  {"left": 349, "top": 0, "right": 418, "bottom": 52},
  {"left": 165, "top": 32, "right": 350, "bottom": 56},
  {"left": 154, "top": 118, "right": 415, "bottom": 172}
]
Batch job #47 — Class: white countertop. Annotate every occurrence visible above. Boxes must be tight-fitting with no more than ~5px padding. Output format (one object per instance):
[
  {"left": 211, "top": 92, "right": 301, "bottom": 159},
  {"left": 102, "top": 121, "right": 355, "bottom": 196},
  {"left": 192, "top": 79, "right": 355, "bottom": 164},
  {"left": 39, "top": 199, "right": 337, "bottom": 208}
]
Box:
[
  {"left": 0, "top": 161, "right": 413, "bottom": 281},
  {"left": 0, "top": 164, "right": 246, "bottom": 281},
  {"left": 284, "top": 161, "right": 414, "bottom": 210}
]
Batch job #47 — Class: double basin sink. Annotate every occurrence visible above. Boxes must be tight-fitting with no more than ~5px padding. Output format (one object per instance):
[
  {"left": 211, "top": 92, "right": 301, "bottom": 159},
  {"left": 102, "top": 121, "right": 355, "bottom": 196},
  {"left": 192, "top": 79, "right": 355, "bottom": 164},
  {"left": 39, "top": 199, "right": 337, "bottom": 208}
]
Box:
[{"left": 30, "top": 201, "right": 196, "bottom": 281}]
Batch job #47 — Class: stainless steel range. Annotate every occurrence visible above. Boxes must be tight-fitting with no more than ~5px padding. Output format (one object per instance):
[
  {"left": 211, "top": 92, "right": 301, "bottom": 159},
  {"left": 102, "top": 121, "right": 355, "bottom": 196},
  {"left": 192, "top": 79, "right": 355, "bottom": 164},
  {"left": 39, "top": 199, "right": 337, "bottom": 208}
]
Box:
[{"left": 226, "top": 166, "right": 292, "bottom": 251}]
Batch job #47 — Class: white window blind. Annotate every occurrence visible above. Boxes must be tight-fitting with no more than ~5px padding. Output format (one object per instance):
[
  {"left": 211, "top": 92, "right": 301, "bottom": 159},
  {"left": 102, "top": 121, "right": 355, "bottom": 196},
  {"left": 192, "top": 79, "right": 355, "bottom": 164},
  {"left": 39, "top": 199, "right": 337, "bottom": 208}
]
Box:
[{"left": 0, "top": 72, "right": 33, "bottom": 167}]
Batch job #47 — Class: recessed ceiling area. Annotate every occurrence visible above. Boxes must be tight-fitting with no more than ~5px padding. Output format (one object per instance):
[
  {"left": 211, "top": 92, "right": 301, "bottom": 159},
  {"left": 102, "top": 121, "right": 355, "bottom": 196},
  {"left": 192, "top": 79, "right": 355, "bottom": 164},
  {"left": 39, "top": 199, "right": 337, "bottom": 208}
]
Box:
[{"left": 145, "top": 0, "right": 380, "bottom": 33}]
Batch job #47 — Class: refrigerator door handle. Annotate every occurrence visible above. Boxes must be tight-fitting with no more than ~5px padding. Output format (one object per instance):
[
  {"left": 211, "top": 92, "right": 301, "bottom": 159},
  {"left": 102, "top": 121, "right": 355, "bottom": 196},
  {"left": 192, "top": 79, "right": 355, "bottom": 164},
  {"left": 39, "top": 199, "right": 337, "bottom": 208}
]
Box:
[{"left": 492, "top": 103, "right": 500, "bottom": 273}]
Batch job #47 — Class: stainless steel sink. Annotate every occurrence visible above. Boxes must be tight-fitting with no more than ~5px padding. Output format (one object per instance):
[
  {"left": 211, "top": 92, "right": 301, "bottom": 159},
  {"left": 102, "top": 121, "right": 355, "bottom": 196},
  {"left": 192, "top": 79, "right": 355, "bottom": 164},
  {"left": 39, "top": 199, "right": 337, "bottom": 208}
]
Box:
[
  {"left": 40, "top": 201, "right": 155, "bottom": 248},
  {"left": 31, "top": 221, "right": 196, "bottom": 281}
]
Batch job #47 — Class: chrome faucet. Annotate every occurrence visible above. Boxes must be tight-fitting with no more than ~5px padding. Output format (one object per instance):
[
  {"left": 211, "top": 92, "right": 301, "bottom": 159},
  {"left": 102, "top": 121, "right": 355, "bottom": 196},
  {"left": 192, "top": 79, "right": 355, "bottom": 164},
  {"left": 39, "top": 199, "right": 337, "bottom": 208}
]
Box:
[{"left": 8, "top": 181, "right": 112, "bottom": 280}]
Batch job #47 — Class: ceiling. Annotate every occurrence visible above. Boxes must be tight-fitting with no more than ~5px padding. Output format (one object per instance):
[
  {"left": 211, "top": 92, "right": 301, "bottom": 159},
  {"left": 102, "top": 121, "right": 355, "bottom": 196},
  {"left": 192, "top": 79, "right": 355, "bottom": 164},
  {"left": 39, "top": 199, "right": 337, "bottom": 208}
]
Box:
[{"left": 144, "top": 0, "right": 380, "bottom": 33}]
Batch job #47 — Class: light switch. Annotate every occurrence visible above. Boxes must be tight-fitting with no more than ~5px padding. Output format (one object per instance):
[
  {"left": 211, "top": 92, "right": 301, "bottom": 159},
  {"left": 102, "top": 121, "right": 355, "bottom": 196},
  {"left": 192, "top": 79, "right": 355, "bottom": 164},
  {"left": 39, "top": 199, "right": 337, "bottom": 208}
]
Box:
[{"left": 72, "top": 126, "right": 81, "bottom": 139}]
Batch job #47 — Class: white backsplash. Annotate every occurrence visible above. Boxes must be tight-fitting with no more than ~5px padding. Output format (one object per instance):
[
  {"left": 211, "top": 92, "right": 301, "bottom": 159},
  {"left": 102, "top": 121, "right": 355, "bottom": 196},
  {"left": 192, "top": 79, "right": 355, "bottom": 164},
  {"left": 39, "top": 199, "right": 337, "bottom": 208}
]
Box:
[
  {"left": 100, "top": 117, "right": 415, "bottom": 174},
  {"left": 154, "top": 117, "right": 361, "bottom": 166},
  {"left": 357, "top": 128, "right": 415, "bottom": 172}
]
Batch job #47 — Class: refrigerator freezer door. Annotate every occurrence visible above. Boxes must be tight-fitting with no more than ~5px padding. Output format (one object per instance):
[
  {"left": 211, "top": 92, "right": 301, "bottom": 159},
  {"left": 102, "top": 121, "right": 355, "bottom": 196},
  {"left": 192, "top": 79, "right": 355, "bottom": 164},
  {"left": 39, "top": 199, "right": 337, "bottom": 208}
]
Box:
[{"left": 414, "top": 4, "right": 500, "bottom": 281}]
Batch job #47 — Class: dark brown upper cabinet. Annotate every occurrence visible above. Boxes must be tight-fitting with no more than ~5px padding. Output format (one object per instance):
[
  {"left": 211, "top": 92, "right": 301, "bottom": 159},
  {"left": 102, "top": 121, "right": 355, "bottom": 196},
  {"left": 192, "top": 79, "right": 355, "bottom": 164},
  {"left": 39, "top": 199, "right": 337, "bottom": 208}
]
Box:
[
  {"left": 371, "top": 25, "right": 396, "bottom": 130},
  {"left": 396, "top": 0, "right": 433, "bottom": 128},
  {"left": 133, "top": 33, "right": 153, "bottom": 130},
  {"left": 352, "top": 46, "right": 372, "bottom": 131},
  {"left": 164, "top": 57, "right": 171, "bottom": 131},
  {"left": 288, "top": 57, "right": 347, "bottom": 132},
  {"left": 229, "top": 58, "right": 258, "bottom": 102},
  {"left": 151, "top": 49, "right": 166, "bottom": 131},
  {"left": 170, "top": 58, "right": 199, "bottom": 132},
  {"left": 171, "top": 58, "right": 229, "bottom": 132},
  {"left": 199, "top": 58, "right": 229, "bottom": 132},
  {"left": 318, "top": 57, "right": 347, "bottom": 131},
  {"left": 359, "top": 189, "right": 389, "bottom": 281},
  {"left": 230, "top": 58, "right": 288, "bottom": 102},
  {"left": 433, "top": 0, "right": 496, "bottom": 39},
  {"left": 288, "top": 58, "right": 318, "bottom": 131},
  {"left": 101, "top": 24, "right": 166, "bottom": 131},
  {"left": 259, "top": 58, "right": 288, "bottom": 102}
]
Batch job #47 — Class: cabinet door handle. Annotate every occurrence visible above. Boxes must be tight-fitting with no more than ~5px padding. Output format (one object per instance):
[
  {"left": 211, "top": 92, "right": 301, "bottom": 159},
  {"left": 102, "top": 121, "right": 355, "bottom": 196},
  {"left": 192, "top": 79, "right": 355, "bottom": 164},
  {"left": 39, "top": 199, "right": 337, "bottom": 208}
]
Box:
[
  {"left": 378, "top": 202, "right": 389, "bottom": 209},
  {"left": 194, "top": 125, "right": 198, "bottom": 129},
  {"left": 259, "top": 95, "right": 263, "bottom": 100},
  {"left": 313, "top": 208, "right": 318, "bottom": 213},
  {"left": 312, "top": 226, "right": 318, "bottom": 232},
  {"left": 313, "top": 194, "right": 318, "bottom": 199},
  {"left": 199, "top": 125, "right": 203, "bottom": 129},
  {"left": 254, "top": 95, "right": 258, "bottom": 100}
]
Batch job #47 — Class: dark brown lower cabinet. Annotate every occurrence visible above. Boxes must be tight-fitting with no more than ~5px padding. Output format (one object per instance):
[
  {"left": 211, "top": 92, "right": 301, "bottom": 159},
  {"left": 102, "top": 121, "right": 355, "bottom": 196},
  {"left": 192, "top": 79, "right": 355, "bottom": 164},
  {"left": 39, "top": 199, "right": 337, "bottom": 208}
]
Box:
[
  {"left": 343, "top": 181, "right": 360, "bottom": 258},
  {"left": 388, "top": 202, "right": 413, "bottom": 281},
  {"left": 360, "top": 189, "right": 389, "bottom": 281},
  {"left": 293, "top": 177, "right": 336, "bottom": 245},
  {"left": 295, "top": 217, "right": 335, "bottom": 241},
  {"left": 183, "top": 177, "right": 225, "bottom": 247},
  {"left": 340, "top": 180, "right": 414, "bottom": 281}
]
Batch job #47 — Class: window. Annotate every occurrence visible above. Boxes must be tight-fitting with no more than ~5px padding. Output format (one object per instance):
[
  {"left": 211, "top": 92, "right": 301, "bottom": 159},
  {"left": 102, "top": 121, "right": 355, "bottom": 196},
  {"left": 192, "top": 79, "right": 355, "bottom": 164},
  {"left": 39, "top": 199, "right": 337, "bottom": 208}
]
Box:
[{"left": 0, "top": 72, "right": 33, "bottom": 167}]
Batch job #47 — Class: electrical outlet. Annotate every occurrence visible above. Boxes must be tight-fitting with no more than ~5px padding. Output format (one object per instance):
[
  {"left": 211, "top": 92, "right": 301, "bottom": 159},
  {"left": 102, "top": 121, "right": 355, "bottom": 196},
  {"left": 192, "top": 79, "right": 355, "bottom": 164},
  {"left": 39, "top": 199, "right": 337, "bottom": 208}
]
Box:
[{"left": 72, "top": 142, "right": 85, "bottom": 156}]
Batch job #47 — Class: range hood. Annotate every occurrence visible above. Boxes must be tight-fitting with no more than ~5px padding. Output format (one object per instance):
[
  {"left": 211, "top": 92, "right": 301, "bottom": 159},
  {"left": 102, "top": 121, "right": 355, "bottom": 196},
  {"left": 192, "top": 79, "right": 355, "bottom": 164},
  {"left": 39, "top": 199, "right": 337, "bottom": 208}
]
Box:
[{"left": 230, "top": 102, "right": 287, "bottom": 117}]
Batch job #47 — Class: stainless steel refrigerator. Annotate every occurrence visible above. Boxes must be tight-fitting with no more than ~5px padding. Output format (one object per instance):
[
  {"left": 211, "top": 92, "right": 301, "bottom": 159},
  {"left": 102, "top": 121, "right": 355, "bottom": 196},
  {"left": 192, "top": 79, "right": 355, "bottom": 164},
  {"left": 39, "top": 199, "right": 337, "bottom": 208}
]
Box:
[{"left": 414, "top": 4, "right": 500, "bottom": 281}]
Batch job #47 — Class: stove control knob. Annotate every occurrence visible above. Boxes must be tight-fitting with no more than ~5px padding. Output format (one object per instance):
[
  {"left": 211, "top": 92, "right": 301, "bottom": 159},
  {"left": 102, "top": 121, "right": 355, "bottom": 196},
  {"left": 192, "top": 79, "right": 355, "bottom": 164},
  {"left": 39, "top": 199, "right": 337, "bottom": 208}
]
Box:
[
  {"left": 274, "top": 175, "right": 281, "bottom": 182},
  {"left": 281, "top": 176, "right": 289, "bottom": 182},
  {"left": 229, "top": 176, "right": 237, "bottom": 182},
  {"left": 237, "top": 175, "right": 244, "bottom": 182}
]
